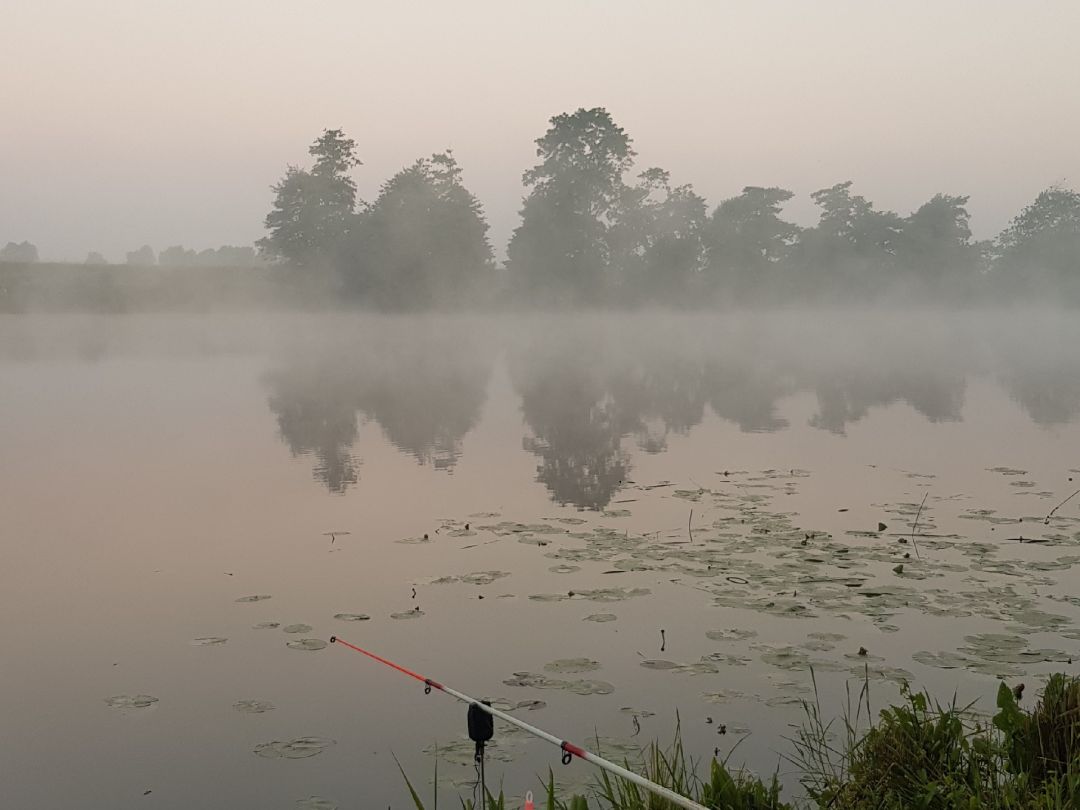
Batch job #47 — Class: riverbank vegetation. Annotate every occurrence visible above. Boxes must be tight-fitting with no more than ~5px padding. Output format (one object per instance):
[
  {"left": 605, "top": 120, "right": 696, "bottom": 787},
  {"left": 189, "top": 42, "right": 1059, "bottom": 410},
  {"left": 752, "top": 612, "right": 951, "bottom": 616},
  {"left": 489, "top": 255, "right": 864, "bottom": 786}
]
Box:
[{"left": 407, "top": 673, "right": 1080, "bottom": 809}]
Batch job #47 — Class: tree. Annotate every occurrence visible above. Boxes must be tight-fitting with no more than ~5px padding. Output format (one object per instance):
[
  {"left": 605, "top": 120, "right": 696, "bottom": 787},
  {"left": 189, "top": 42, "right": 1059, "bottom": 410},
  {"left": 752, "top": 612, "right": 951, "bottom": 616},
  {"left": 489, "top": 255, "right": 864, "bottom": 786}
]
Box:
[
  {"left": 703, "top": 186, "right": 798, "bottom": 299},
  {"left": 608, "top": 168, "right": 707, "bottom": 304},
  {"left": 507, "top": 108, "right": 635, "bottom": 305},
  {"left": 342, "top": 150, "right": 493, "bottom": 308},
  {"left": 896, "top": 194, "right": 983, "bottom": 290},
  {"left": 257, "top": 129, "right": 361, "bottom": 267},
  {"left": 795, "top": 181, "right": 903, "bottom": 298},
  {"left": 125, "top": 245, "right": 156, "bottom": 266},
  {"left": 995, "top": 186, "right": 1080, "bottom": 290},
  {"left": 0, "top": 241, "right": 39, "bottom": 263},
  {"left": 84, "top": 251, "right": 108, "bottom": 265},
  {"left": 159, "top": 245, "right": 197, "bottom": 266}
]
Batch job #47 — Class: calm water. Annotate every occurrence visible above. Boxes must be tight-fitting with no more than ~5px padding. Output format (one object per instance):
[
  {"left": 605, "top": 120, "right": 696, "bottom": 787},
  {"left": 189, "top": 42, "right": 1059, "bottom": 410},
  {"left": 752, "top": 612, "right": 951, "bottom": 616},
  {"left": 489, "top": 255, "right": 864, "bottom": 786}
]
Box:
[{"left": 3, "top": 311, "right": 1080, "bottom": 809}]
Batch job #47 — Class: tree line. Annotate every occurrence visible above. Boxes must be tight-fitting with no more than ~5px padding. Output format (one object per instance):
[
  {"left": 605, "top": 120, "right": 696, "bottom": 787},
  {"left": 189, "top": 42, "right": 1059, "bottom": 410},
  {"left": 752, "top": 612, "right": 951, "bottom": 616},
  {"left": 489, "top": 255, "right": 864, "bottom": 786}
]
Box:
[
  {"left": 259, "top": 108, "right": 1080, "bottom": 308},
  {"left": 0, "top": 243, "right": 262, "bottom": 267}
]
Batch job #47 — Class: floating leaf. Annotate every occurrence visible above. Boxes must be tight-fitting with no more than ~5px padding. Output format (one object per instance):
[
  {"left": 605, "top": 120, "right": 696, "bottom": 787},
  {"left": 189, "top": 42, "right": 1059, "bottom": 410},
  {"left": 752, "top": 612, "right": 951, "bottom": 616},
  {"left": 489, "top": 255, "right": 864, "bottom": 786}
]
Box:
[
  {"left": 502, "top": 672, "right": 614, "bottom": 696},
  {"left": 282, "top": 624, "right": 313, "bottom": 634},
  {"left": 297, "top": 798, "right": 338, "bottom": 810},
  {"left": 236, "top": 595, "right": 272, "bottom": 603},
  {"left": 706, "top": 628, "right": 757, "bottom": 642},
  {"left": 191, "top": 637, "right": 228, "bottom": 646},
  {"left": 583, "top": 613, "right": 618, "bottom": 623},
  {"left": 332, "top": 613, "right": 370, "bottom": 622},
  {"left": 105, "top": 694, "right": 158, "bottom": 709},
  {"left": 286, "top": 639, "right": 327, "bottom": 651},
  {"left": 544, "top": 658, "right": 601, "bottom": 674},
  {"left": 234, "top": 700, "right": 275, "bottom": 714},
  {"left": 254, "top": 736, "right": 334, "bottom": 759}
]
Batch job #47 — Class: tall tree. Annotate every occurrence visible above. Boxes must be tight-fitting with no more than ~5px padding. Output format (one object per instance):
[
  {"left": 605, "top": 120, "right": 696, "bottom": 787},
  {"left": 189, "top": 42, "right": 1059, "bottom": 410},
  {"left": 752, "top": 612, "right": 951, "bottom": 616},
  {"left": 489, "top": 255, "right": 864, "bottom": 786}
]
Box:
[
  {"left": 703, "top": 186, "right": 798, "bottom": 299},
  {"left": 897, "top": 194, "right": 983, "bottom": 290},
  {"left": 796, "top": 181, "right": 903, "bottom": 298},
  {"left": 257, "top": 129, "right": 360, "bottom": 267},
  {"left": 995, "top": 186, "right": 1080, "bottom": 290},
  {"left": 507, "top": 108, "right": 635, "bottom": 305},
  {"left": 125, "top": 245, "right": 156, "bottom": 266},
  {"left": 342, "top": 150, "right": 493, "bottom": 308},
  {"left": 609, "top": 168, "right": 707, "bottom": 304},
  {"left": 0, "top": 241, "right": 39, "bottom": 263}
]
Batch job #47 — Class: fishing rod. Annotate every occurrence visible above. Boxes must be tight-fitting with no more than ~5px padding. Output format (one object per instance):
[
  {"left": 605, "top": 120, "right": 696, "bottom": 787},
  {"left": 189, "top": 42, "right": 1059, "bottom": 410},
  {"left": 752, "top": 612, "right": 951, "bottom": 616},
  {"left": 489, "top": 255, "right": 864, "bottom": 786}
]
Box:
[{"left": 329, "top": 636, "right": 709, "bottom": 810}]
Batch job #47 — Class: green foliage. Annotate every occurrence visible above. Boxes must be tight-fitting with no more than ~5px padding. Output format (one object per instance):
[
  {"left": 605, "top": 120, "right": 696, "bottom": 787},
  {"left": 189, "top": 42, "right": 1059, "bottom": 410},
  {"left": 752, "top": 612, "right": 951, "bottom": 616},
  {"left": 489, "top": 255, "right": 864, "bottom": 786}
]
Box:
[
  {"left": 703, "top": 186, "right": 798, "bottom": 300},
  {"left": 610, "top": 169, "right": 708, "bottom": 304},
  {"left": 994, "top": 186, "right": 1080, "bottom": 295},
  {"left": 795, "top": 672, "right": 1080, "bottom": 809},
  {"left": 342, "top": 150, "right": 494, "bottom": 308},
  {"left": 257, "top": 128, "right": 360, "bottom": 267},
  {"left": 399, "top": 676, "right": 1080, "bottom": 809},
  {"left": 594, "top": 723, "right": 789, "bottom": 809},
  {"left": 508, "top": 107, "right": 635, "bottom": 305}
]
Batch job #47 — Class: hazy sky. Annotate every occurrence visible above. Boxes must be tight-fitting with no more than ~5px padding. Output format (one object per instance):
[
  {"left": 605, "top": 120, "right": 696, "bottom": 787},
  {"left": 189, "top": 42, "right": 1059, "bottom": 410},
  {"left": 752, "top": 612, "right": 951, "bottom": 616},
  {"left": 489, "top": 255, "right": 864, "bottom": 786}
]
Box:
[{"left": 3, "top": 0, "right": 1078, "bottom": 261}]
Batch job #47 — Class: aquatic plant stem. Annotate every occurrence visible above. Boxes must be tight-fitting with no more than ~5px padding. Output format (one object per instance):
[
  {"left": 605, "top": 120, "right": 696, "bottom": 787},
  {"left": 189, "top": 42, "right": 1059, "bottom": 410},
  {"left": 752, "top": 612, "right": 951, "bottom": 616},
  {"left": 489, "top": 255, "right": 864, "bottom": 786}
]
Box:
[
  {"left": 1045, "top": 488, "right": 1080, "bottom": 525},
  {"left": 911, "top": 492, "right": 927, "bottom": 560}
]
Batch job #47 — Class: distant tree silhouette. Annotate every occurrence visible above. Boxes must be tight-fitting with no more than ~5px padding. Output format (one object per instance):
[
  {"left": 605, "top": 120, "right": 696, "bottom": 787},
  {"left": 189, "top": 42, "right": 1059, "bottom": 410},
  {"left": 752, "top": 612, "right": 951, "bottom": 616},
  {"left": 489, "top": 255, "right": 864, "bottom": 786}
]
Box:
[
  {"left": 609, "top": 168, "right": 707, "bottom": 304},
  {"left": 160, "top": 245, "right": 197, "bottom": 266},
  {"left": 84, "top": 251, "right": 108, "bottom": 265},
  {"left": 0, "top": 241, "right": 39, "bottom": 263},
  {"left": 703, "top": 186, "right": 799, "bottom": 300},
  {"left": 894, "top": 194, "right": 985, "bottom": 294},
  {"left": 508, "top": 108, "right": 634, "bottom": 305},
  {"left": 125, "top": 245, "right": 156, "bottom": 266},
  {"left": 258, "top": 129, "right": 360, "bottom": 267},
  {"left": 792, "top": 182, "right": 903, "bottom": 298},
  {"left": 342, "top": 151, "right": 493, "bottom": 308},
  {"left": 995, "top": 186, "right": 1080, "bottom": 294}
]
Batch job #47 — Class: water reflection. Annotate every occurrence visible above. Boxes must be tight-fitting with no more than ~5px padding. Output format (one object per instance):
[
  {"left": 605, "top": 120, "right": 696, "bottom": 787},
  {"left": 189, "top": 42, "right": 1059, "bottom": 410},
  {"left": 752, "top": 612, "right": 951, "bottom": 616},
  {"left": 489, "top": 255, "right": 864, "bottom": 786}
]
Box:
[
  {"left": 264, "top": 320, "right": 494, "bottom": 492},
  {"left": 258, "top": 314, "right": 1080, "bottom": 502}
]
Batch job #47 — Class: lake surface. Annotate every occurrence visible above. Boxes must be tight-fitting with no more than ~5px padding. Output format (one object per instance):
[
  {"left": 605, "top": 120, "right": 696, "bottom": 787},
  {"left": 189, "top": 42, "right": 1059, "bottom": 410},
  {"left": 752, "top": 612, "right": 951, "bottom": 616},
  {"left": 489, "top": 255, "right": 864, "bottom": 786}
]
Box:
[{"left": 3, "top": 311, "right": 1080, "bottom": 809}]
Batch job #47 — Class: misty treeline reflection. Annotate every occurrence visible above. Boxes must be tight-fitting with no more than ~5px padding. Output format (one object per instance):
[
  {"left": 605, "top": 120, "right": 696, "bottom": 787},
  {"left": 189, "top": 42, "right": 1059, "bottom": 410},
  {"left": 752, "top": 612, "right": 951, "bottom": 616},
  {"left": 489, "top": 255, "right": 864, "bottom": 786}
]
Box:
[
  {"left": 263, "top": 316, "right": 1080, "bottom": 505},
  {"left": 257, "top": 110, "right": 1080, "bottom": 309}
]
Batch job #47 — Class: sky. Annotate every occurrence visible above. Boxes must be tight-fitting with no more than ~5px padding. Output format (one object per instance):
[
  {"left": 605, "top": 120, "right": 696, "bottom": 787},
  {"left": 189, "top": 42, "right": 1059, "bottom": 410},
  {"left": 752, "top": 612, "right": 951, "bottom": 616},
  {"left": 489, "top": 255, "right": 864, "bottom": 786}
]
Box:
[{"left": 2, "top": 0, "right": 1078, "bottom": 262}]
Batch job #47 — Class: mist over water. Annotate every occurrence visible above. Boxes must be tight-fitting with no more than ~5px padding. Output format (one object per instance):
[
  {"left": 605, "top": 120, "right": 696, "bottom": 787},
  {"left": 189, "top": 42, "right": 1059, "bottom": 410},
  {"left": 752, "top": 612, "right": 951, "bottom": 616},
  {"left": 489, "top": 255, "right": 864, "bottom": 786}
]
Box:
[{"left": 3, "top": 310, "right": 1080, "bottom": 808}]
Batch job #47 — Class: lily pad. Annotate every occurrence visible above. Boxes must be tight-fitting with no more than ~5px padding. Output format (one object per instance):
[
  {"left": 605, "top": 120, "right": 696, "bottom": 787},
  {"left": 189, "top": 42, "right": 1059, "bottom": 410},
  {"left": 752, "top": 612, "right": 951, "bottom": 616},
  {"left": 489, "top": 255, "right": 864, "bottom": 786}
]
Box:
[
  {"left": 544, "top": 658, "right": 601, "bottom": 674},
  {"left": 583, "top": 613, "right": 618, "bottom": 623},
  {"left": 105, "top": 694, "right": 158, "bottom": 709},
  {"left": 286, "top": 639, "right": 327, "bottom": 651},
  {"left": 282, "top": 624, "right": 313, "bottom": 634},
  {"left": 391, "top": 608, "right": 425, "bottom": 620},
  {"left": 254, "top": 736, "right": 335, "bottom": 759},
  {"left": 236, "top": 595, "right": 272, "bottom": 603},
  {"left": 502, "top": 672, "right": 615, "bottom": 696},
  {"left": 191, "top": 637, "right": 228, "bottom": 646},
  {"left": 234, "top": 700, "right": 276, "bottom": 714},
  {"left": 252, "top": 622, "right": 281, "bottom": 630},
  {"left": 333, "top": 613, "right": 370, "bottom": 622},
  {"left": 705, "top": 628, "right": 757, "bottom": 642},
  {"left": 297, "top": 799, "right": 338, "bottom": 810},
  {"left": 640, "top": 659, "right": 682, "bottom": 671}
]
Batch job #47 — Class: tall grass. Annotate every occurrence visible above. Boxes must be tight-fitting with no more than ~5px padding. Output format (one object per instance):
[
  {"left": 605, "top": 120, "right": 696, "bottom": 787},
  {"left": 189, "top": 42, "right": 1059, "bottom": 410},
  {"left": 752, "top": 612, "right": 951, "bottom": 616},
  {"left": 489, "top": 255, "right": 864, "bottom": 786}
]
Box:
[{"left": 401, "top": 672, "right": 1080, "bottom": 809}]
